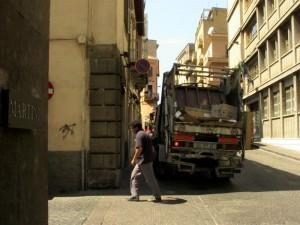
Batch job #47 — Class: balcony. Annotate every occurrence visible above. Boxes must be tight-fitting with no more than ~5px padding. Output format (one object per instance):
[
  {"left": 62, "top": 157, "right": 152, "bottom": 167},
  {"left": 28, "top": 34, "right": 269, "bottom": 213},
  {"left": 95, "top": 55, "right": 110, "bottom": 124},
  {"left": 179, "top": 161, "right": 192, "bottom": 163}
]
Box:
[{"left": 203, "top": 41, "right": 228, "bottom": 66}]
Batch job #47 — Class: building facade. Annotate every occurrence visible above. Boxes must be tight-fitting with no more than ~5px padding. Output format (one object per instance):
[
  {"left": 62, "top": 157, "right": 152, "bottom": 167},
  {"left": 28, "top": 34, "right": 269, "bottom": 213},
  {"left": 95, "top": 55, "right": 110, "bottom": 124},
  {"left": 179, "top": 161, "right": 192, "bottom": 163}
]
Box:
[
  {"left": 141, "top": 39, "right": 159, "bottom": 131},
  {"left": 195, "top": 8, "right": 228, "bottom": 68},
  {"left": 175, "top": 43, "right": 196, "bottom": 85},
  {"left": 174, "top": 8, "right": 228, "bottom": 87},
  {"left": 175, "top": 8, "right": 228, "bottom": 87},
  {"left": 176, "top": 43, "right": 196, "bottom": 65},
  {"left": 228, "top": 0, "right": 300, "bottom": 147},
  {"left": 0, "top": 1, "right": 49, "bottom": 224},
  {"left": 49, "top": 0, "right": 147, "bottom": 192}
]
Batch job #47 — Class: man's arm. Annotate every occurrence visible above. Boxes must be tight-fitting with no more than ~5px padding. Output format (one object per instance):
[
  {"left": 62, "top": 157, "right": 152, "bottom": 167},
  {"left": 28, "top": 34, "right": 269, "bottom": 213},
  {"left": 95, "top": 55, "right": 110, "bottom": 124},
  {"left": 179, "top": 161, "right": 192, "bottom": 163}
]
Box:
[{"left": 131, "top": 147, "right": 143, "bottom": 166}]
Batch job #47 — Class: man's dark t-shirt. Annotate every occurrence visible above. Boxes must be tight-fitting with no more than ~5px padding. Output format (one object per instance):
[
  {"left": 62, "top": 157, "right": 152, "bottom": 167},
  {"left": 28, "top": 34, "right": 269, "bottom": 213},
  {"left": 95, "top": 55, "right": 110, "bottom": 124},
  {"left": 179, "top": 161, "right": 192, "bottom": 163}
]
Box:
[{"left": 135, "top": 130, "right": 154, "bottom": 164}]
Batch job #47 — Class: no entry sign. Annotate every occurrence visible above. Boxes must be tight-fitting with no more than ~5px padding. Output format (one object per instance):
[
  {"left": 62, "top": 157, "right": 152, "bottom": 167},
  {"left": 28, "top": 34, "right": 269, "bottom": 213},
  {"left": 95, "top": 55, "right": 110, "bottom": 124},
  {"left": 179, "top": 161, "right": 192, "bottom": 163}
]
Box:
[
  {"left": 48, "top": 82, "right": 54, "bottom": 99},
  {"left": 135, "top": 58, "right": 150, "bottom": 74}
]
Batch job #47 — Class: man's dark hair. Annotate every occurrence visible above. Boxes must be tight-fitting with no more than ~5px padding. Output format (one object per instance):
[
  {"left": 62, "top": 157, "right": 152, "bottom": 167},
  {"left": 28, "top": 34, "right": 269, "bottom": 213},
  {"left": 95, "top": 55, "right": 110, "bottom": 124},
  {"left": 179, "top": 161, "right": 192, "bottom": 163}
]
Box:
[{"left": 131, "top": 120, "right": 142, "bottom": 130}]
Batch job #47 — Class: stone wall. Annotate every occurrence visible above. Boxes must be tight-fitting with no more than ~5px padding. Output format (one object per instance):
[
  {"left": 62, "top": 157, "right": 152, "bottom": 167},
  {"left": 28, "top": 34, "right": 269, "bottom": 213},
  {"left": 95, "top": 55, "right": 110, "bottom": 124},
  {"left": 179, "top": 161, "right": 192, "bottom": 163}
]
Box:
[
  {"left": 48, "top": 151, "right": 82, "bottom": 194},
  {"left": 88, "top": 45, "right": 122, "bottom": 188}
]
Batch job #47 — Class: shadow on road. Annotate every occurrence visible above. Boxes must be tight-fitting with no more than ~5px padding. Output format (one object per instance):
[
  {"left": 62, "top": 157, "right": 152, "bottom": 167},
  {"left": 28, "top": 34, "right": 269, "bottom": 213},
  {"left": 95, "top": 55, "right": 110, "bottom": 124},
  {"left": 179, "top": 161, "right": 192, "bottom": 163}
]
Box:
[
  {"left": 49, "top": 158, "right": 300, "bottom": 199},
  {"left": 159, "top": 197, "right": 187, "bottom": 205}
]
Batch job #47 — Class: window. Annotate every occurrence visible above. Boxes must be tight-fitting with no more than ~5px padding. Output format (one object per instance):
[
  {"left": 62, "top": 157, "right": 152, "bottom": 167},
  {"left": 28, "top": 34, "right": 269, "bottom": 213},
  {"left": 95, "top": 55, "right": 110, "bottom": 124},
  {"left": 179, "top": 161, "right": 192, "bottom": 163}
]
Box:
[
  {"left": 258, "top": 2, "right": 266, "bottom": 26},
  {"left": 245, "top": 16, "right": 257, "bottom": 45},
  {"left": 247, "top": 54, "right": 258, "bottom": 80},
  {"left": 269, "top": 34, "right": 278, "bottom": 63},
  {"left": 284, "top": 86, "right": 294, "bottom": 115},
  {"left": 272, "top": 91, "right": 280, "bottom": 117},
  {"left": 268, "top": 0, "right": 276, "bottom": 15},
  {"left": 259, "top": 45, "right": 267, "bottom": 70},
  {"left": 295, "top": 11, "right": 300, "bottom": 44},
  {"left": 263, "top": 96, "right": 269, "bottom": 118},
  {"left": 280, "top": 21, "right": 292, "bottom": 54}
]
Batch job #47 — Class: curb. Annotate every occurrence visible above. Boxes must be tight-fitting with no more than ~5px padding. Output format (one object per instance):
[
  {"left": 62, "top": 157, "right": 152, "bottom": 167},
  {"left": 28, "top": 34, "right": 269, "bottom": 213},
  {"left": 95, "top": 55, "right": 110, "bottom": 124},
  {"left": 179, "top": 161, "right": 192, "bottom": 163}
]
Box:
[{"left": 257, "top": 145, "right": 300, "bottom": 162}]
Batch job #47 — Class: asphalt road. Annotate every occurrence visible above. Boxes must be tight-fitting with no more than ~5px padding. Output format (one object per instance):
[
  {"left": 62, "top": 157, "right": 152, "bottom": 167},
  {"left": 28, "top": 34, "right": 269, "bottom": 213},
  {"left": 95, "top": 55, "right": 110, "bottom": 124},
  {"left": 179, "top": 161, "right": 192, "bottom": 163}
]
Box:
[{"left": 49, "top": 149, "right": 300, "bottom": 225}]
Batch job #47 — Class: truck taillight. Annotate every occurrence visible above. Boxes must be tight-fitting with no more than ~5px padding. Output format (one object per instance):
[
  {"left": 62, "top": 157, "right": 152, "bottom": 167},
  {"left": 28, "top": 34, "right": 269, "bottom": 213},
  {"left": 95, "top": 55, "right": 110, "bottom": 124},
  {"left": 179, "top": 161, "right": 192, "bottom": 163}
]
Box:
[
  {"left": 173, "top": 134, "right": 194, "bottom": 141},
  {"left": 174, "top": 141, "right": 180, "bottom": 147},
  {"left": 218, "top": 136, "right": 239, "bottom": 145}
]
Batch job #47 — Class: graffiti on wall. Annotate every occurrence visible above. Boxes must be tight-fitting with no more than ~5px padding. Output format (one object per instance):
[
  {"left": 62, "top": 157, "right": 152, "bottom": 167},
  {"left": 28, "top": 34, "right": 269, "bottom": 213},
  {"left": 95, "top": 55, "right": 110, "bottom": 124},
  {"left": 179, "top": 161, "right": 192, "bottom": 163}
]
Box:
[{"left": 59, "top": 123, "right": 76, "bottom": 139}]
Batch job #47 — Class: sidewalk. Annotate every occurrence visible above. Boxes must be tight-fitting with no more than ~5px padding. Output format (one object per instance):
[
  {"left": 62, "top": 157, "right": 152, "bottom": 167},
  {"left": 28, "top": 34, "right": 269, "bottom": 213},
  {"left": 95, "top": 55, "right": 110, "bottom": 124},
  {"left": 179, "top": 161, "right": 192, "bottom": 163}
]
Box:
[{"left": 254, "top": 142, "right": 300, "bottom": 161}]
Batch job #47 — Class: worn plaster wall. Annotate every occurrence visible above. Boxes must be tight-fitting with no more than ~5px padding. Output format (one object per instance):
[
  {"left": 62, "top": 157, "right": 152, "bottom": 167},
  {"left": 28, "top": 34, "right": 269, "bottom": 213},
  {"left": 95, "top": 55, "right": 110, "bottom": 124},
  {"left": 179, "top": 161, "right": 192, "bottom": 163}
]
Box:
[{"left": 48, "top": 0, "right": 89, "bottom": 193}]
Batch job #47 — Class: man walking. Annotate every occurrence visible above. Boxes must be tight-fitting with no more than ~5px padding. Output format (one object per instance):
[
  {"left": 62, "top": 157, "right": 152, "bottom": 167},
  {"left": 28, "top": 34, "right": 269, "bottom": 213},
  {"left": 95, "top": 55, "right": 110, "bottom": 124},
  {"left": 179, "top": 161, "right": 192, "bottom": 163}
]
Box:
[{"left": 129, "top": 120, "right": 161, "bottom": 202}]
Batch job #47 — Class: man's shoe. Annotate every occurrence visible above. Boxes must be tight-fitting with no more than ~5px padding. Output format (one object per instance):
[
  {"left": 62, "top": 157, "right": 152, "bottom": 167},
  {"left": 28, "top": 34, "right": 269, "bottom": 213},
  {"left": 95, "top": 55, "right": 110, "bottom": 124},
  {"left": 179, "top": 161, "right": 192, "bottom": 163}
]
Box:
[
  {"left": 128, "top": 196, "right": 139, "bottom": 201},
  {"left": 148, "top": 196, "right": 162, "bottom": 202},
  {"left": 154, "top": 196, "right": 162, "bottom": 202}
]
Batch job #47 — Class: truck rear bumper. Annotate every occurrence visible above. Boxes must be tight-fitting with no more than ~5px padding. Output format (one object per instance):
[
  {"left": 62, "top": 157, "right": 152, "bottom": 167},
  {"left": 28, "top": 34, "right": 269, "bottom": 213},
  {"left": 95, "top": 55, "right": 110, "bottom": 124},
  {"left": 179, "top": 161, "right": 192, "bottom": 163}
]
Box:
[{"left": 165, "top": 152, "right": 242, "bottom": 175}]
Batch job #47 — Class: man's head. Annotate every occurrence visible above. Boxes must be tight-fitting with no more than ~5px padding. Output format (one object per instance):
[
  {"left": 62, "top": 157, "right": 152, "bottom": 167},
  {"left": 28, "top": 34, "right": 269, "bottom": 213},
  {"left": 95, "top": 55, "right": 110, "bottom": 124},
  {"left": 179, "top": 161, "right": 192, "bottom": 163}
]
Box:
[{"left": 130, "top": 120, "right": 143, "bottom": 133}]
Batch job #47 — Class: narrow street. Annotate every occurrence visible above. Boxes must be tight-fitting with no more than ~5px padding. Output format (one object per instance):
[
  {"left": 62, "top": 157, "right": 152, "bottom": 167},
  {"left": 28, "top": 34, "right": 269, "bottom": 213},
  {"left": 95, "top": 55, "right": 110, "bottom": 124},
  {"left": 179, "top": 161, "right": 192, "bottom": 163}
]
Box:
[{"left": 49, "top": 149, "right": 300, "bottom": 225}]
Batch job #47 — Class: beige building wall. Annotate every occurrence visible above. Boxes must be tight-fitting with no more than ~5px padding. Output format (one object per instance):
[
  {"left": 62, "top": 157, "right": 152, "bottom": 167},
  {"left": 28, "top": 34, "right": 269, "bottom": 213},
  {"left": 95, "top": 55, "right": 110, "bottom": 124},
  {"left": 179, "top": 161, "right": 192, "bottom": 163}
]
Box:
[
  {"left": 175, "top": 43, "right": 195, "bottom": 85},
  {"left": 203, "top": 35, "right": 228, "bottom": 67},
  {"left": 48, "top": 42, "right": 88, "bottom": 151},
  {"left": 91, "top": 0, "right": 117, "bottom": 44},
  {"left": 49, "top": 0, "right": 147, "bottom": 192},
  {"left": 228, "top": 1, "right": 241, "bottom": 43},
  {"left": 49, "top": 0, "right": 90, "bottom": 192},
  {"left": 176, "top": 43, "right": 195, "bottom": 64},
  {"left": 49, "top": 0, "right": 89, "bottom": 152},
  {"left": 195, "top": 8, "right": 228, "bottom": 66},
  {"left": 227, "top": 1, "right": 243, "bottom": 70},
  {"left": 191, "top": 8, "right": 229, "bottom": 87}
]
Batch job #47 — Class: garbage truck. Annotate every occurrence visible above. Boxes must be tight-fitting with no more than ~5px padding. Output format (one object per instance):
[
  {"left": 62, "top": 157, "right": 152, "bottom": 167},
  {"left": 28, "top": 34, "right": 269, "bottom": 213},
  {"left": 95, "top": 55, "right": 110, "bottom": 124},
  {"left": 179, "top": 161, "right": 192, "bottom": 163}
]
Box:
[{"left": 153, "top": 63, "right": 245, "bottom": 179}]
